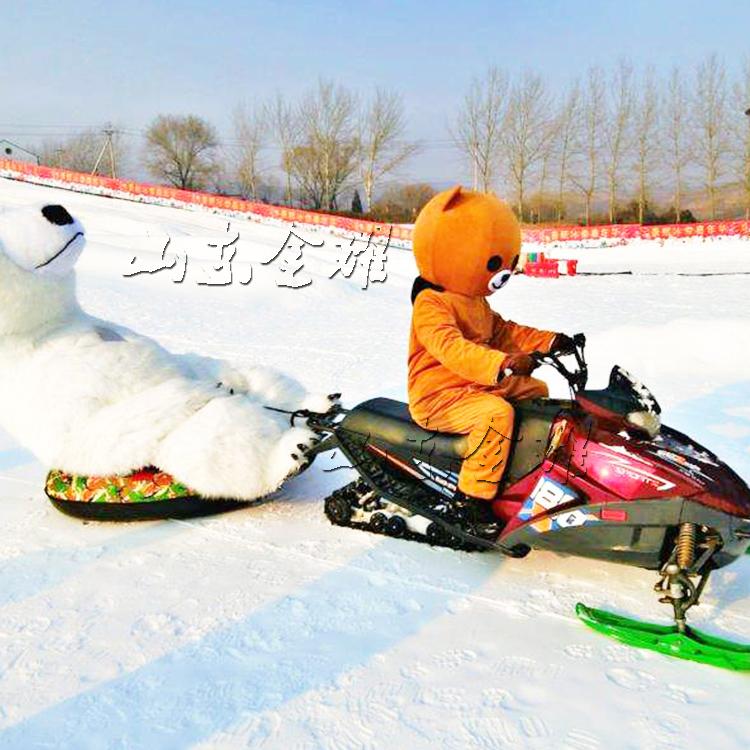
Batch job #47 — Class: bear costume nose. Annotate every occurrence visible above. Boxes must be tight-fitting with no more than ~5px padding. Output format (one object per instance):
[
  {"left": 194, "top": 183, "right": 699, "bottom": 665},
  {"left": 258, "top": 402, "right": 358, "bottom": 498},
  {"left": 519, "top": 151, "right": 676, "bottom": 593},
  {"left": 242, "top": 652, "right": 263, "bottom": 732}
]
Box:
[{"left": 41, "top": 205, "right": 74, "bottom": 226}]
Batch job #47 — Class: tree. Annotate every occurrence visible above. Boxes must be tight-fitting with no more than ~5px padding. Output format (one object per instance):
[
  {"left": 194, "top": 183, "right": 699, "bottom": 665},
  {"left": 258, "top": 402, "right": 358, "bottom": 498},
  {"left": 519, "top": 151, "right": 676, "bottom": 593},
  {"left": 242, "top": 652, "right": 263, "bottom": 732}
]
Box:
[
  {"left": 233, "top": 104, "right": 267, "bottom": 200},
  {"left": 602, "top": 59, "right": 634, "bottom": 222},
  {"left": 554, "top": 82, "right": 581, "bottom": 222},
  {"left": 351, "top": 189, "right": 363, "bottom": 214},
  {"left": 571, "top": 68, "right": 605, "bottom": 225},
  {"left": 265, "top": 93, "right": 300, "bottom": 205},
  {"left": 732, "top": 58, "right": 750, "bottom": 220},
  {"left": 501, "top": 70, "right": 551, "bottom": 220},
  {"left": 291, "top": 80, "right": 359, "bottom": 209},
  {"left": 694, "top": 54, "right": 729, "bottom": 220},
  {"left": 665, "top": 67, "right": 691, "bottom": 223},
  {"left": 357, "top": 89, "right": 419, "bottom": 211},
  {"left": 144, "top": 115, "right": 219, "bottom": 190},
  {"left": 39, "top": 128, "right": 128, "bottom": 176},
  {"left": 633, "top": 69, "right": 660, "bottom": 224},
  {"left": 452, "top": 66, "right": 509, "bottom": 191},
  {"left": 533, "top": 113, "right": 560, "bottom": 223},
  {"left": 372, "top": 183, "right": 436, "bottom": 223}
]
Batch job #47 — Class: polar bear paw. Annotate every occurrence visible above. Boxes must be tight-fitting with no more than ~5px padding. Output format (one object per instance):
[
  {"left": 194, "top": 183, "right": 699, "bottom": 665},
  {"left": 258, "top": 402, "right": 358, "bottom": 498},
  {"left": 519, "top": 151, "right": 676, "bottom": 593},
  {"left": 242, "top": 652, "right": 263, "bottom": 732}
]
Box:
[
  {"left": 300, "top": 392, "right": 342, "bottom": 415},
  {"left": 270, "top": 425, "right": 320, "bottom": 484}
]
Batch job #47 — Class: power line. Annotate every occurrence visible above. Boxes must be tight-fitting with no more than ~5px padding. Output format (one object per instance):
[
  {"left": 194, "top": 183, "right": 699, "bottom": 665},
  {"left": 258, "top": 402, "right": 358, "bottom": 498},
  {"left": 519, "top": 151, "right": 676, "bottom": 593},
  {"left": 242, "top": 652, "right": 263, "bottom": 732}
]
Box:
[{"left": 0, "top": 122, "right": 462, "bottom": 150}]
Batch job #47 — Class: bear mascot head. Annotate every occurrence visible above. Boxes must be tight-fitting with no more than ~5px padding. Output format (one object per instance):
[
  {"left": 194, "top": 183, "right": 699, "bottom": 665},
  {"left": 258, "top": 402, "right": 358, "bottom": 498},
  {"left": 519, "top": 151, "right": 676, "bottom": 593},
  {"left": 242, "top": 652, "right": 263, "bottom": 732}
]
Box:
[
  {"left": 0, "top": 203, "right": 85, "bottom": 336},
  {"left": 412, "top": 185, "right": 521, "bottom": 298}
]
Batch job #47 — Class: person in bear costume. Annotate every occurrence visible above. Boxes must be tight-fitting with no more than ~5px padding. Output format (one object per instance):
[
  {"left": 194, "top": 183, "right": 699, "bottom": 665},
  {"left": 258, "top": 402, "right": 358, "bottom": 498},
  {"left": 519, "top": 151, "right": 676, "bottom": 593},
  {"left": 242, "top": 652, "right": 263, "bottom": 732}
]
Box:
[
  {"left": 408, "top": 186, "right": 573, "bottom": 530},
  {"left": 0, "top": 203, "right": 336, "bottom": 502}
]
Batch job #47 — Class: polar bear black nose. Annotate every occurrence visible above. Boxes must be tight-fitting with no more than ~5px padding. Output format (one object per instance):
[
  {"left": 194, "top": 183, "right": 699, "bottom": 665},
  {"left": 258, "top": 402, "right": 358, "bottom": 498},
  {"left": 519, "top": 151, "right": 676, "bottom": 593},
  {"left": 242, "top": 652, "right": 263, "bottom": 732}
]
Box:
[{"left": 41, "top": 205, "right": 74, "bottom": 226}]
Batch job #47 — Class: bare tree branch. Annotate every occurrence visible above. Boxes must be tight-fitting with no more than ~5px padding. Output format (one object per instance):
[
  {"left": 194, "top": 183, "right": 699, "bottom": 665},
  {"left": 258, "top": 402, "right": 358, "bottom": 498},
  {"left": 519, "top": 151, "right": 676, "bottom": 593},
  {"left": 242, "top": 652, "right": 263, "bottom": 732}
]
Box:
[
  {"left": 633, "top": 68, "right": 660, "bottom": 223},
  {"left": 664, "top": 67, "right": 692, "bottom": 223},
  {"left": 39, "top": 128, "right": 128, "bottom": 176},
  {"left": 144, "top": 115, "right": 219, "bottom": 190},
  {"left": 694, "top": 54, "right": 729, "bottom": 220},
  {"left": 233, "top": 104, "right": 267, "bottom": 200},
  {"left": 731, "top": 58, "right": 750, "bottom": 220},
  {"left": 603, "top": 59, "right": 634, "bottom": 222},
  {"left": 291, "top": 80, "right": 359, "bottom": 210},
  {"left": 264, "top": 93, "right": 300, "bottom": 205},
  {"left": 554, "top": 81, "right": 581, "bottom": 222},
  {"left": 357, "top": 89, "right": 419, "bottom": 212},
  {"left": 501, "top": 70, "right": 551, "bottom": 220},
  {"left": 452, "top": 67, "right": 509, "bottom": 192},
  {"left": 570, "top": 67, "right": 605, "bottom": 225}
]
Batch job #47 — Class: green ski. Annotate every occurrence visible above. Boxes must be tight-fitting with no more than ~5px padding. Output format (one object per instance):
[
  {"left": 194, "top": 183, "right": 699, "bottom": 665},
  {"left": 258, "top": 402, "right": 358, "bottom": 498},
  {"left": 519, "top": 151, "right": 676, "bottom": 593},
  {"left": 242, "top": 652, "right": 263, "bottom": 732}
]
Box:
[{"left": 576, "top": 603, "right": 750, "bottom": 671}]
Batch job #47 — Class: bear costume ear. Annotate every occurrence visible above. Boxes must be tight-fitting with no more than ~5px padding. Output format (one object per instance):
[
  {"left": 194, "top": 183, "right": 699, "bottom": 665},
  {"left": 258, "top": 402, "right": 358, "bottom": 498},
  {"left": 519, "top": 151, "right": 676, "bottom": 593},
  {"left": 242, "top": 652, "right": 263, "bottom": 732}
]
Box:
[{"left": 437, "top": 185, "right": 463, "bottom": 212}]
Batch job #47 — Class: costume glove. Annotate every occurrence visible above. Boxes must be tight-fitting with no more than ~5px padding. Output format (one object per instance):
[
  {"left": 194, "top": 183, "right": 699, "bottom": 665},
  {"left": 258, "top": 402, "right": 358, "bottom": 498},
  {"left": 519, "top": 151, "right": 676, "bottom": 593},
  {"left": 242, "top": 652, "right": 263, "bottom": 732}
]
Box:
[
  {"left": 551, "top": 333, "right": 576, "bottom": 354},
  {"left": 498, "top": 352, "right": 538, "bottom": 380}
]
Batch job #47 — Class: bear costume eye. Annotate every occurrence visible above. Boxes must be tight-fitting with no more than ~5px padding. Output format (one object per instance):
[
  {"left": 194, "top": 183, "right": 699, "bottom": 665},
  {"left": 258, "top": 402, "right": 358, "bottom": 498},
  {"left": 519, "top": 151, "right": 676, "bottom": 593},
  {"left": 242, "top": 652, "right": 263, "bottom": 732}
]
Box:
[{"left": 486, "top": 255, "right": 502, "bottom": 272}]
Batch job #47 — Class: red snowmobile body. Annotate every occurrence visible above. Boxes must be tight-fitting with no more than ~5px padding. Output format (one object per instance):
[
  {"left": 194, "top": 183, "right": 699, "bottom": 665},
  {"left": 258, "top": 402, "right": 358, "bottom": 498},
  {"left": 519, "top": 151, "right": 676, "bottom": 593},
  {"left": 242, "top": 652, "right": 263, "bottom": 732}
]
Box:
[
  {"left": 310, "top": 341, "right": 750, "bottom": 572},
  {"left": 491, "top": 394, "right": 750, "bottom": 570},
  {"left": 308, "top": 338, "right": 750, "bottom": 663}
]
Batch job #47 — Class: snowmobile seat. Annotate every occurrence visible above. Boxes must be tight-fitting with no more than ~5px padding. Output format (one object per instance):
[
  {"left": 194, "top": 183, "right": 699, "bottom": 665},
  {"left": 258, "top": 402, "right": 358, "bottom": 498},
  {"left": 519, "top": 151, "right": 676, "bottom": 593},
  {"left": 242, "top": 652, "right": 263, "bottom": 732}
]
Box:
[
  {"left": 340, "top": 397, "right": 467, "bottom": 459},
  {"left": 340, "top": 396, "right": 572, "bottom": 484}
]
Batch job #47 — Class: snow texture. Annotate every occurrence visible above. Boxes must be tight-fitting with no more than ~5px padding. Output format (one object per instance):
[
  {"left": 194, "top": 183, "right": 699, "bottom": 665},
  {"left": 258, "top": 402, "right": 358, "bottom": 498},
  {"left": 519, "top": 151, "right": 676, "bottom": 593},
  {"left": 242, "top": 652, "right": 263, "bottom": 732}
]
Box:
[{"left": 1, "top": 177, "right": 750, "bottom": 749}]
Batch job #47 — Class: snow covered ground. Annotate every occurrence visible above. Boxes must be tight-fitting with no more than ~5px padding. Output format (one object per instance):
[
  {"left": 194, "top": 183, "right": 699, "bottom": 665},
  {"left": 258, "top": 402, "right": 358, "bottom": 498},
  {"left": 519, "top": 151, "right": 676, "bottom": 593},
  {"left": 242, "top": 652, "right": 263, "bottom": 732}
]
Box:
[{"left": 1, "top": 178, "right": 750, "bottom": 749}]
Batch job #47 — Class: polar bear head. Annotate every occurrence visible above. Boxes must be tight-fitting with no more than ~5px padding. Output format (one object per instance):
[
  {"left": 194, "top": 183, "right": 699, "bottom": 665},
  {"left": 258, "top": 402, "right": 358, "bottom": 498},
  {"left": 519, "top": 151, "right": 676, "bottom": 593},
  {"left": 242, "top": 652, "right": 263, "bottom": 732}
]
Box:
[{"left": 0, "top": 204, "right": 85, "bottom": 336}]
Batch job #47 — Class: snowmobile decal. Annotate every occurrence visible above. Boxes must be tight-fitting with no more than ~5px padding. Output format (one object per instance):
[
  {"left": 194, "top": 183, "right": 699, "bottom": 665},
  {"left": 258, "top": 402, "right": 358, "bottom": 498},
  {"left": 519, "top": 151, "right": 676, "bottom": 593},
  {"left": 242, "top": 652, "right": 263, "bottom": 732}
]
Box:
[
  {"left": 608, "top": 455, "right": 676, "bottom": 491},
  {"left": 413, "top": 458, "right": 458, "bottom": 497},
  {"left": 530, "top": 507, "right": 599, "bottom": 534},
  {"left": 597, "top": 444, "right": 676, "bottom": 491},
  {"left": 520, "top": 476, "right": 580, "bottom": 521},
  {"left": 653, "top": 448, "right": 714, "bottom": 481}
]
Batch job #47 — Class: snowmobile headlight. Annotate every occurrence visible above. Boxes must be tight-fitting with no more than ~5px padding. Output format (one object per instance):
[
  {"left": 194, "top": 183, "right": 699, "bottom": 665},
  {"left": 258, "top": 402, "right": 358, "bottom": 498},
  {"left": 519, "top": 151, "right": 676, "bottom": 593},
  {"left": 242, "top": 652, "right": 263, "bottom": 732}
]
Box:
[{"left": 626, "top": 410, "right": 661, "bottom": 438}]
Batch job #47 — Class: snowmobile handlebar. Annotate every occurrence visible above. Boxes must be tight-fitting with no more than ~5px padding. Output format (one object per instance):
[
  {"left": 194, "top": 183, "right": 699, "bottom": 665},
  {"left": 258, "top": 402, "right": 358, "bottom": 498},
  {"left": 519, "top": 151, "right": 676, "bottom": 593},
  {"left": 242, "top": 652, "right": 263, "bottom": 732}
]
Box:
[{"left": 531, "top": 332, "right": 588, "bottom": 392}]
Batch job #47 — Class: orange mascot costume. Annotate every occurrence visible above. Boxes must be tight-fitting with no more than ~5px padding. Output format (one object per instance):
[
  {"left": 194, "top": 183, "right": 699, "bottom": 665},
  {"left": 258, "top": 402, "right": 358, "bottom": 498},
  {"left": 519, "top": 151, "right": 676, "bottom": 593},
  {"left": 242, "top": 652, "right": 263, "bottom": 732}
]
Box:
[{"left": 408, "top": 186, "right": 562, "bottom": 502}]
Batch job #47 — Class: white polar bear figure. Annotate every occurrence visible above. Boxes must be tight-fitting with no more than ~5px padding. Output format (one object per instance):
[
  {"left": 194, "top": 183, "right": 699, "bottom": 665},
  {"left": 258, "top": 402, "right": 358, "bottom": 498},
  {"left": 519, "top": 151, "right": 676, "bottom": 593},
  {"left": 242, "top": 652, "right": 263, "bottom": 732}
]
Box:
[{"left": 0, "top": 203, "right": 335, "bottom": 500}]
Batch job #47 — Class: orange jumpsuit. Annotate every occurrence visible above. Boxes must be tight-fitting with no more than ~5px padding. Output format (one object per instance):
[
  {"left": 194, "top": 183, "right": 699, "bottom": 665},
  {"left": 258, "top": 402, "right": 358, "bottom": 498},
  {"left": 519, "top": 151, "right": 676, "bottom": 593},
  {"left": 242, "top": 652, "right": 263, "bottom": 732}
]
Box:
[{"left": 408, "top": 288, "right": 556, "bottom": 500}]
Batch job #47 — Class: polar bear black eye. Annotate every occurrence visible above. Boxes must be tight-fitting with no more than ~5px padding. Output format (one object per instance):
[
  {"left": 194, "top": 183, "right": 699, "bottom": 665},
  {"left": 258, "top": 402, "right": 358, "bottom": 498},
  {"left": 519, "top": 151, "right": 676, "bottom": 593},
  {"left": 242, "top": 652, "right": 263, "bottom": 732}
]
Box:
[
  {"left": 41, "top": 205, "right": 74, "bottom": 226},
  {"left": 487, "top": 255, "right": 502, "bottom": 271}
]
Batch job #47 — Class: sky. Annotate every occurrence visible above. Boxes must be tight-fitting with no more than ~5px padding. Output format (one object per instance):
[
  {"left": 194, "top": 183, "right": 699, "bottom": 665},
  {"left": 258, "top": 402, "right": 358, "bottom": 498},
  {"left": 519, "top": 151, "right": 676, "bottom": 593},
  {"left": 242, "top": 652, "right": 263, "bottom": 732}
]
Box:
[{"left": 2, "top": 0, "right": 749, "bottom": 186}]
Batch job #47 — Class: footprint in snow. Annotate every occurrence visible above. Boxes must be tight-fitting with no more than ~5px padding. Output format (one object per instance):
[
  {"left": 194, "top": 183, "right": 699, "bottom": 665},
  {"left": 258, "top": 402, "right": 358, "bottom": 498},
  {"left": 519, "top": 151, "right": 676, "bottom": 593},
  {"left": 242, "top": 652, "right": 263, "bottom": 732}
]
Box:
[
  {"left": 563, "top": 643, "right": 594, "bottom": 659},
  {"left": 432, "top": 647, "right": 478, "bottom": 669},
  {"left": 606, "top": 666, "right": 657, "bottom": 691},
  {"left": 563, "top": 728, "right": 602, "bottom": 750},
  {"left": 664, "top": 683, "right": 710, "bottom": 705}
]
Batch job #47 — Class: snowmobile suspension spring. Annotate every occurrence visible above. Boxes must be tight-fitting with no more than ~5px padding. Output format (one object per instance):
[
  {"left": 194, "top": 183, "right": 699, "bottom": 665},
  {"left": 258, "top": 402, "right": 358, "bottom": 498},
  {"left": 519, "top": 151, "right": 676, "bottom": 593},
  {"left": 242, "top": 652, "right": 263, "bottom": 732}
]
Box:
[{"left": 676, "top": 522, "right": 697, "bottom": 570}]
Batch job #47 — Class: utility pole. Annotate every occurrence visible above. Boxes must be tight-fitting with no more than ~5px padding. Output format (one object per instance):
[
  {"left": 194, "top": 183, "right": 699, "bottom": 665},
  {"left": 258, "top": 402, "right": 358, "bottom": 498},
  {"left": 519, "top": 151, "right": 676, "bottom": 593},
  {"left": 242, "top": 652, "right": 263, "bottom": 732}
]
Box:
[{"left": 92, "top": 125, "right": 117, "bottom": 178}]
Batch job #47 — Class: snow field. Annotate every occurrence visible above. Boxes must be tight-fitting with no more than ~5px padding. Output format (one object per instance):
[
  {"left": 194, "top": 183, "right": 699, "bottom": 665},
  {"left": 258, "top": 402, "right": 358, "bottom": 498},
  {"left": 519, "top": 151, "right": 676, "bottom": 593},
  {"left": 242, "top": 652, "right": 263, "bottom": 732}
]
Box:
[{"left": 0, "top": 178, "right": 749, "bottom": 749}]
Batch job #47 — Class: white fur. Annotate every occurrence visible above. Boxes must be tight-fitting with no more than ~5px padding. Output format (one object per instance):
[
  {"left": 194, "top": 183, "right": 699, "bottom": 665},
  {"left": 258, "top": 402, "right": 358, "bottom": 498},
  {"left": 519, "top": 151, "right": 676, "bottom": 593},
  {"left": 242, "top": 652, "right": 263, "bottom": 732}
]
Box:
[{"left": 0, "top": 203, "right": 330, "bottom": 500}]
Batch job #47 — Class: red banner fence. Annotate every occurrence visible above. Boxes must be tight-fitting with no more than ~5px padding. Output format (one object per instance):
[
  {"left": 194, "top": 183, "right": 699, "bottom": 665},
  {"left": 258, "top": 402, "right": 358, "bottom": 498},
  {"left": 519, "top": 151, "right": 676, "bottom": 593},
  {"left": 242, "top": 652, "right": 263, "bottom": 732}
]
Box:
[{"left": 2, "top": 158, "right": 748, "bottom": 244}]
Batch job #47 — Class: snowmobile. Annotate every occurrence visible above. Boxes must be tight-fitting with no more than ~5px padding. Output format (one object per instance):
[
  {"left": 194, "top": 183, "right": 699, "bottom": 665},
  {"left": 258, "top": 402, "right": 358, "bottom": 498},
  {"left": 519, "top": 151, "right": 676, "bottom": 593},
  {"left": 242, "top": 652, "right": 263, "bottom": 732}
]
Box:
[{"left": 298, "top": 335, "right": 750, "bottom": 670}]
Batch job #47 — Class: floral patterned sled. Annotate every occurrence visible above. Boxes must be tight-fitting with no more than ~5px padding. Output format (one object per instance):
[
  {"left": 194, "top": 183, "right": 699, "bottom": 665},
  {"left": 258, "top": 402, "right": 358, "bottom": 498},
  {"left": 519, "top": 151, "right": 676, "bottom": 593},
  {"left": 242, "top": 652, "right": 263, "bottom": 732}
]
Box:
[{"left": 45, "top": 467, "right": 248, "bottom": 520}]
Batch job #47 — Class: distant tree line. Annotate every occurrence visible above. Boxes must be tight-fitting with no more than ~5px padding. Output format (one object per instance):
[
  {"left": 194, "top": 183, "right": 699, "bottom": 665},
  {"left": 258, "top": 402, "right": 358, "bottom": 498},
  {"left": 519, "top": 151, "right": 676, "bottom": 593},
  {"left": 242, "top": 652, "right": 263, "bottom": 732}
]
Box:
[
  {"left": 453, "top": 55, "right": 750, "bottom": 223},
  {"left": 32, "top": 55, "right": 750, "bottom": 224},
  {"left": 36, "top": 80, "right": 420, "bottom": 220}
]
